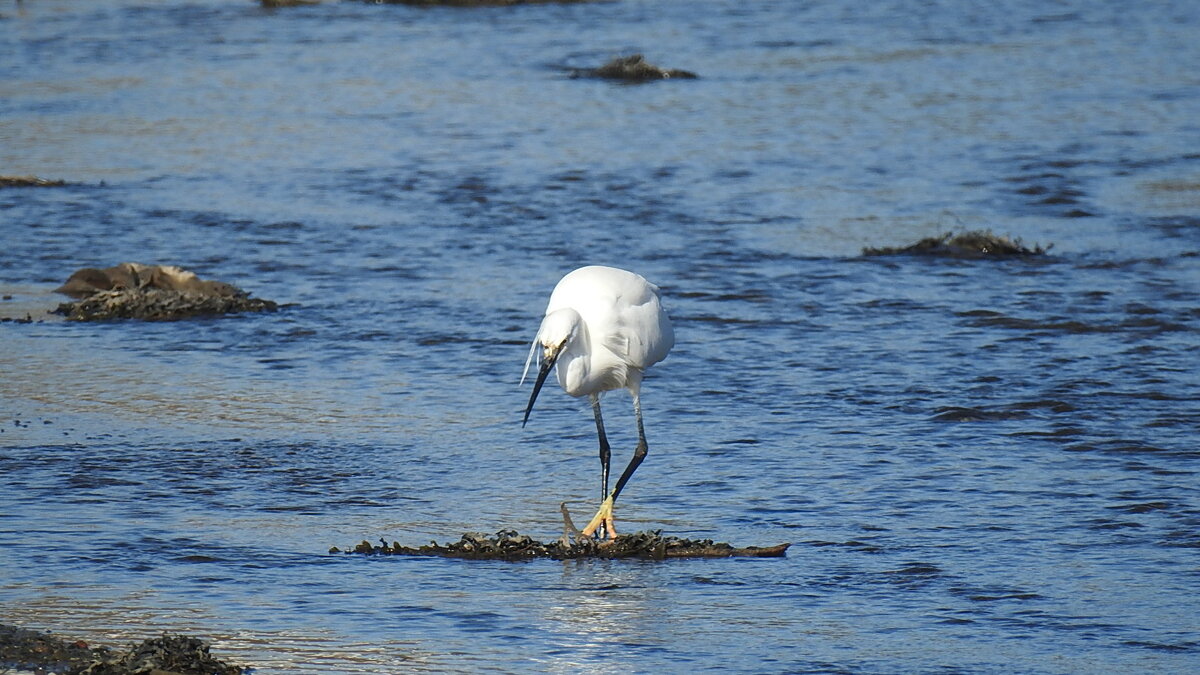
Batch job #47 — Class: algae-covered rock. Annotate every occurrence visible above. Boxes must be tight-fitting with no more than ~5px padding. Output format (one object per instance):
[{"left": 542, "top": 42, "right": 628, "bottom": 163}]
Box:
[
  {"left": 0, "top": 175, "right": 68, "bottom": 187},
  {"left": 84, "top": 635, "right": 245, "bottom": 675},
  {"left": 56, "top": 262, "right": 240, "bottom": 299},
  {"left": 52, "top": 263, "right": 278, "bottom": 321},
  {"left": 0, "top": 624, "right": 246, "bottom": 674}
]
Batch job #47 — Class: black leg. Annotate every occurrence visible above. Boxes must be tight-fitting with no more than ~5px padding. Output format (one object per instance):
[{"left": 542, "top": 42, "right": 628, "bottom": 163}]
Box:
[
  {"left": 609, "top": 392, "right": 648, "bottom": 504},
  {"left": 590, "top": 394, "right": 611, "bottom": 501}
]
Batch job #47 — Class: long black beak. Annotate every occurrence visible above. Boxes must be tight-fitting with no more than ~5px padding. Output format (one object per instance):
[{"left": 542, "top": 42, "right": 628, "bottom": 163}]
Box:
[{"left": 522, "top": 348, "right": 559, "bottom": 428}]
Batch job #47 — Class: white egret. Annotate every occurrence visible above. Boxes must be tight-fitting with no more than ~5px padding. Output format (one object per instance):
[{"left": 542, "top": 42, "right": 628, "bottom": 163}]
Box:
[{"left": 521, "top": 265, "right": 675, "bottom": 540}]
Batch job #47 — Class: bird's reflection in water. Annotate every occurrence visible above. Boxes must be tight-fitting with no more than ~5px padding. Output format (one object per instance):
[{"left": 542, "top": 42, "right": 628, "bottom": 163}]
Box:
[{"left": 534, "top": 560, "right": 677, "bottom": 661}]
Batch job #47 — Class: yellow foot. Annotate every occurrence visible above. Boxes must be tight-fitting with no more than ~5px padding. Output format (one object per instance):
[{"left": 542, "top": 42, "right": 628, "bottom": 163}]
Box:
[{"left": 579, "top": 496, "right": 617, "bottom": 540}]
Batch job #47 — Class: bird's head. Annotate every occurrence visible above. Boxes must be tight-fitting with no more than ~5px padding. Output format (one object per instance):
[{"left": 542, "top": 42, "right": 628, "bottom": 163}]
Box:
[{"left": 521, "top": 309, "right": 581, "bottom": 427}]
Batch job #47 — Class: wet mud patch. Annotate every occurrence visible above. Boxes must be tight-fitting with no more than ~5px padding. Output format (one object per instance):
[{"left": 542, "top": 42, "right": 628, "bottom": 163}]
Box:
[
  {"left": 332, "top": 529, "right": 790, "bottom": 561},
  {"left": 51, "top": 263, "right": 278, "bottom": 321},
  {"left": 0, "top": 624, "right": 246, "bottom": 674},
  {"left": 863, "top": 230, "right": 1050, "bottom": 258}
]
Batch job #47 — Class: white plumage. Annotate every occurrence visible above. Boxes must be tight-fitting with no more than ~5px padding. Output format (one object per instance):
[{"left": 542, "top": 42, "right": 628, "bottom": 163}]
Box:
[
  {"left": 521, "top": 265, "right": 674, "bottom": 540},
  {"left": 523, "top": 265, "right": 673, "bottom": 396}
]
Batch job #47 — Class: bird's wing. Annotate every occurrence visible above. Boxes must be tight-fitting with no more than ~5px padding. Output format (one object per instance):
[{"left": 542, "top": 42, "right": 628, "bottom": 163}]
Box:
[
  {"left": 545, "top": 265, "right": 674, "bottom": 371},
  {"left": 607, "top": 285, "right": 673, "bottom": 370}
]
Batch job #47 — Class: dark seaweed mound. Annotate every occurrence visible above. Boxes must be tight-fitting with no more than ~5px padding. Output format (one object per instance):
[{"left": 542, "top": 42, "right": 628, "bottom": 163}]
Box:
[
  {"left": 54, "top": 288, "right": 278, "bottom": 321},
  {"left": 0, "top": 624, "right": 245, "bottom": 675},
  {"left": 574, "top": 54, "right": 698, "bottom": 82},
  {"left": 332, "top": 529, "right": 790, "bottom": 561},
  {"left": 83, "top": 635, "right": 244, "bottom": 675},
  {"left": 0, "top": 175, "right": 68, "bottom": 188},
  {"left": 863, "top": 230, "right": 1050, "bottom": 258}
]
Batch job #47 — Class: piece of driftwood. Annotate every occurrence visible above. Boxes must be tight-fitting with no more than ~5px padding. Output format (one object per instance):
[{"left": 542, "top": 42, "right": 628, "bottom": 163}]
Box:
[
  {"left": 52, "top": 263, "right": 278, "bottom": 321},
  {"left": 863, "top": 230, "right": 1050, "bottom": 258},
  {"left": 331, "top": 529, "right": 790, "bottom": 561},
  {"left": 573, "top": 54, "right": 698, "bottom": 82}
]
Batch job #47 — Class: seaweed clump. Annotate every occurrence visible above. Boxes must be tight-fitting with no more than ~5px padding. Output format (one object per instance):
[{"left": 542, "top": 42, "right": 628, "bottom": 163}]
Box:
[
  {"left": 52, "top": 262, "right": 278, "bottom": 321},
  {"left": 863, "top": 230, "right": 1050, "bottom": 258},
  {"left": 332, "top": 529, "right": 790, "bottom": 561},
  {"left": 0, "top": 175, "right": 68, "bottom": 188},
  {"left": 573, "top": 54, "right": 698, "bottom": 82},
  {"left": 0, "top": 624, "right": 246, "bottom": 675}
]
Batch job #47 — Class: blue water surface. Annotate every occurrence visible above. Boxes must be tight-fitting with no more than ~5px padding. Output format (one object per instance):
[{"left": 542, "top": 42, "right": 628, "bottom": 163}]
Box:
[{"left": 2, "top": 1, "right": 1198, "bottom": 672}]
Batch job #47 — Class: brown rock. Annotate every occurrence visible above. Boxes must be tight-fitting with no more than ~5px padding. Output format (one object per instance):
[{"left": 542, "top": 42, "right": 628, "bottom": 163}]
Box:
[{"left": 53, "top": 263, "right": 277, "bottom": 321}]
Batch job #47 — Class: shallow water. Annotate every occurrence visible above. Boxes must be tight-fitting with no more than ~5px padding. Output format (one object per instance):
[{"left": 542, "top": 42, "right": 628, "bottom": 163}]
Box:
[{"left": 2, "top": 0, "right": 1199, "bottom": 672}]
